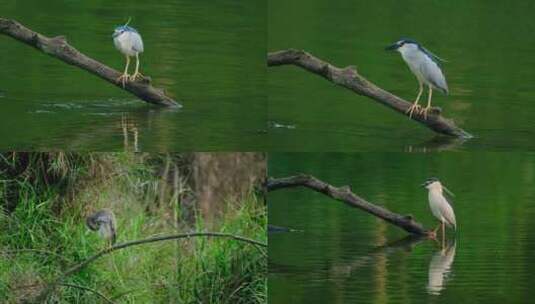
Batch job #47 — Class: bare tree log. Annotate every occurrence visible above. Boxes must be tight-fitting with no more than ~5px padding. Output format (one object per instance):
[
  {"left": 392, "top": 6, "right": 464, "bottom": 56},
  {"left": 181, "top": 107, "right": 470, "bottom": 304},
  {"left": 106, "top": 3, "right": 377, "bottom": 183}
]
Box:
[
  {"left": 0, "top": 18, "right": 180, "bottom": 107},
  {"left": 267, "top": 49, "right": 472, "bottom": 138},
  {"left": 30, "top": 232, "right": 266, "bottom": 303},
  {"left": 266, "top": 174, "right": 432, "bottom": 236}
]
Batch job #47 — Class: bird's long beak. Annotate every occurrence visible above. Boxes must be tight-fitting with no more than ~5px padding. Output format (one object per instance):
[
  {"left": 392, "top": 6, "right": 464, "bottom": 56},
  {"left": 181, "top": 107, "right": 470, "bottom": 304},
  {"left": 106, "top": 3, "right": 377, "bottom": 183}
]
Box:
[
  {"left": 385, "top": 43, "right": 399, "bottom": 51},
  {"left": 443, "top": 186, "right": 455, "bottom": 197}
]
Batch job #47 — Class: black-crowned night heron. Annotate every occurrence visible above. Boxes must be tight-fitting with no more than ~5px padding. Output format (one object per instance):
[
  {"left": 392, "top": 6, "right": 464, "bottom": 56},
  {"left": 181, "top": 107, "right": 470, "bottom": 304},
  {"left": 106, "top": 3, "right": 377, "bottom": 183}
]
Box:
[
  {"left": 422, "top": 178, "right": 456, "bottom": 243},
  {"left": 386, "top": 38, "right": 449, "bottom": 119},
  {"left": 113, "top": 20, "right": 144, "bottom": 87},
  {"left": 86, "top": 209, "right": 117, "bottom": 247}
]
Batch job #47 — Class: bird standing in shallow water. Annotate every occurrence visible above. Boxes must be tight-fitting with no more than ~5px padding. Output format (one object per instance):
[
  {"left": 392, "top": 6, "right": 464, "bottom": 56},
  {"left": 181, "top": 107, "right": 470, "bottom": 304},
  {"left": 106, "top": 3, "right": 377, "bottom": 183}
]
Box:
[
  {"left": 386, "top": 38, "right": 449, "bottom": 119},
  {"left": 112, "top": 20, "right": 144, "bottom": 87},
  {"left": 86, "top": 209, "right": 117, "bottom": 247},
  {"left": 422, "top": 178, "right": 456, "bottom": 246}
]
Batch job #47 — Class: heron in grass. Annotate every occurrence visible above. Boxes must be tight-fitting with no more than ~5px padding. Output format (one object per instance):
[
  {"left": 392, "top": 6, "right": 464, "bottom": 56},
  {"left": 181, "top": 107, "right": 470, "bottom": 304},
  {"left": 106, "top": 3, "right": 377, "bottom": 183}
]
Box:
[
  {"left": 386, "top": 38, "right": 449, "bottom": 119},
  {"left": 113, "top": 19, "right": 144, "bottom": 87},
  {"left": 86, "top": 209, "right": 117, "bottom": 247},
  {"left": 422, "top": 178, "right": 456, "bottom": 243}
]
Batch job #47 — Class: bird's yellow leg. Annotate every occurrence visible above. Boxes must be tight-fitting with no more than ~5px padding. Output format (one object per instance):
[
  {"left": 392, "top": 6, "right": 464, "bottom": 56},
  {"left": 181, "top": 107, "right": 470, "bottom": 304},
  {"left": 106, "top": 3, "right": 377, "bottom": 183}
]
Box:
[
  {"left": 428, "top": 224, "right": 440, "bottom": 240},
  {"left": 442, "top": 221, "right": 445, "bottom": 247},
  {"left": 116, "top": 55, "right": 131, "bottom": 88},
  {"left": 406, "top": 81, "right": 423, "bottom": 118},
  {"left": 422, "top": 86, "right": 433, "bottom": 119},
  {"left": 130, "top": 53, "right": 144, "bottom": 81}
]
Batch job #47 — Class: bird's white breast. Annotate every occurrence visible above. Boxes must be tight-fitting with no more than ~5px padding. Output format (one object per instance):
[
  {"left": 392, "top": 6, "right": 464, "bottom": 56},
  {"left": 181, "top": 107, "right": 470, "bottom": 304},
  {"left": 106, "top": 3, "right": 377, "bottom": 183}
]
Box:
[
  {"left": 113, "top": 31, "right": 144, "bottom": 57},
  {"left": 428, "top": 190, "right": 447, "bottom": 221}
]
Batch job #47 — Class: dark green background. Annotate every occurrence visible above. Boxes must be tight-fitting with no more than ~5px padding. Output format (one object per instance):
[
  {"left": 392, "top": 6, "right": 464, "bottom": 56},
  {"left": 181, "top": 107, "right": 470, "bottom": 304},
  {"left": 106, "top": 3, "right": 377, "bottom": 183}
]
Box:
[
  {"left": 0, "top": 0, "right": 266, "bottom": 151},
  {"left": 268, "top": 0, "right": 535, "bottom": 151},
  {"left": 269, "top": 152, "right": 535, "bottom": 303}
]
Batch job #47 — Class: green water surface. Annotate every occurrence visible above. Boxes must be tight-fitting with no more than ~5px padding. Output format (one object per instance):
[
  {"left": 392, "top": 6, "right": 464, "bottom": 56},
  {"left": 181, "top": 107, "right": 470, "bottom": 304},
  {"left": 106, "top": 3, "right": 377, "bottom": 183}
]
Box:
[
  {"left": 268, "top": 1, "right": 535, "bottom": 151},
  {"left": 0, "top": 0, "right": 266, "bottom": 151}
]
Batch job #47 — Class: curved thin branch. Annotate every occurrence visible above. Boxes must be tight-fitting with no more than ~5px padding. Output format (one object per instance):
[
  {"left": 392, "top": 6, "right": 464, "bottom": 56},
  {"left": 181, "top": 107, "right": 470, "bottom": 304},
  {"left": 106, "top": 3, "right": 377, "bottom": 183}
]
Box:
[
  {"left": 59, "top": 283, "right": 115, "bottom": 304},
  {"left": 0, "top": 18, "right": 180, "bottom": 107},
  {"left": 30, "top": 232, "right": 266, "bottom": 303},
  {"left": 267, "top": 174, "right": 432, "bottom": 236},
  {"left": 268, "top": 49, "right": 472, "bottom": 139}
]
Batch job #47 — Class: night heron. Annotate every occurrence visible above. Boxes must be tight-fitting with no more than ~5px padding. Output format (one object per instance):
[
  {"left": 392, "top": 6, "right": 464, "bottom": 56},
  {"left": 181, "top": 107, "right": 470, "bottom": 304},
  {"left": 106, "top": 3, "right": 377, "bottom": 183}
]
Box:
[
  {"left": 86, "top": 209, "right": 117, "bottom": 247},
  {"left": 386, "top": 39, "right": 449, "bottom": 118},
  {"left": 113, "top": 20, "right": 144, "bottom": 87},
  {"left": 422, "top": 178, "right": 456, "bottom": 243}
]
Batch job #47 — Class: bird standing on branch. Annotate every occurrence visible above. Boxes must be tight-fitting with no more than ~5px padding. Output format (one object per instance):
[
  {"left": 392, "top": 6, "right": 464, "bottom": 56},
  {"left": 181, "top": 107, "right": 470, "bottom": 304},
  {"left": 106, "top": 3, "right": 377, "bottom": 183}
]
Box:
[
  {"left": 86, "top": 209, "right": 117, "bottom": 247},
  {"left": 422, "top": 178, "right": 456, "bottom": 245},
  {"left": 113, "top": 19, "right": 144, "bottom": 87},
  {"left": 386, "top": 38, "right": 449, "bottom": 119}
]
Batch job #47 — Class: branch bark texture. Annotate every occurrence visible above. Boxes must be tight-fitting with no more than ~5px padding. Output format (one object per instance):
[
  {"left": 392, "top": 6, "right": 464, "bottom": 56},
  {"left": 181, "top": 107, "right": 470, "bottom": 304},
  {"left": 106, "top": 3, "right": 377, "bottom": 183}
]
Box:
[
  {"left": 268, "top": 49, "right": 472, "bottom": 138},
  {"left": 0, "top": 18, "right": 179, "bottom": 107},
  {"left": 267, "top": 174, "right": 431, "bottom": 236}
]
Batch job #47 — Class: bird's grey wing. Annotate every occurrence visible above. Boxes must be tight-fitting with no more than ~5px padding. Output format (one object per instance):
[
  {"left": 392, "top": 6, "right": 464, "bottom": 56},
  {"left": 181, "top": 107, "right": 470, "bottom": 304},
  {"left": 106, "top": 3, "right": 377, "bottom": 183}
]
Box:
[
  {"left": 442, "top": 192, "right": 454, "bottom": 206},
  {"left": 110, "top": 222, "right": 117, "bottom": 245},
  {"left": 131, "top": 32, "right": 144, "bottom": 53},
  {"left": 419, "top": 59, "right": 449, "bottom": 94},
  {"left": 438, "top": 197, "right": 456, "bottom": 228},
  {"left": 420, "top": 46, "right": 448, "bottom": 64},
  {"left": 95, "top": 218, "right": 108, "bottom": 225}
]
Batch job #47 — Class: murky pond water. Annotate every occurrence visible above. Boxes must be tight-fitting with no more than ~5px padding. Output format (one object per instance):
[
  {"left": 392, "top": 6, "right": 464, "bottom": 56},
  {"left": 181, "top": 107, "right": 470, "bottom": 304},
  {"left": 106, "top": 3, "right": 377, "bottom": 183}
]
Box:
[
  {"left": 269, "top": 153, "right": 535, "bottom": 303},
  {"left": 0, "top": 0, "right": 266, "bottom": 151},
  {"left": 268, "top": 1, "right": 535, "bottom": 151}
]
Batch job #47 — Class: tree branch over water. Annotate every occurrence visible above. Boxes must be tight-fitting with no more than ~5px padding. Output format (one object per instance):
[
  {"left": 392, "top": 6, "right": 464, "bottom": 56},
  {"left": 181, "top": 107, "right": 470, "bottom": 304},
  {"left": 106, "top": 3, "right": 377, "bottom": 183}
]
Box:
[
  {"left": 267, "top": 49, "right": 472, "bottom": 138},
  {"left": 0, "top": 18, "right": 179, "bottom": 107},
  {"left": 30, "top": 232, "right": 266, "bottom": 303},
  {"left": 267, "top": 174, "right": 432, "bottom": 236}
]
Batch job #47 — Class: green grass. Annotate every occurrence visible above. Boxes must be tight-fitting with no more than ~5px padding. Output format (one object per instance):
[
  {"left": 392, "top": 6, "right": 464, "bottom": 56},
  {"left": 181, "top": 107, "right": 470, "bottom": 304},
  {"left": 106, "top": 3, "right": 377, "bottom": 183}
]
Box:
[{"left": 0, "top": 153, "right": 266, "bottom": 303}]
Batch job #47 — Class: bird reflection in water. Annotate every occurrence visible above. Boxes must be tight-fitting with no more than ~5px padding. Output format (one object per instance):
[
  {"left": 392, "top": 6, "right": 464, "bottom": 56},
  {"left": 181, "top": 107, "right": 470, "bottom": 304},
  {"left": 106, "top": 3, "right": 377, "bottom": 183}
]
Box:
[
  {"left": 121, "top": 114, "right": 139, "bottom": 152},
  {"left": 427, "top": 240, "right": 456, "bottom": 295}
]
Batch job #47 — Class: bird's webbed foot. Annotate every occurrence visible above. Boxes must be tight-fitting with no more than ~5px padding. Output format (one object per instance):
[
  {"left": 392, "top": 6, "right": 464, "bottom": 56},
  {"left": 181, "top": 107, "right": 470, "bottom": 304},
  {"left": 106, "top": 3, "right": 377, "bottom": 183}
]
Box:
[{"left": 116, "top": 73, "right": 130, "bottom": 88}]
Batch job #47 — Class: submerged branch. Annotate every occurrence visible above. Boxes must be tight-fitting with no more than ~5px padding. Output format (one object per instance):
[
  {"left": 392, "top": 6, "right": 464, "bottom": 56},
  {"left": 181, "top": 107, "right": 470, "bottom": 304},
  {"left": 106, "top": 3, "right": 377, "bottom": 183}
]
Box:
[
  {"left": 267, "top": 49, "right": 472, "bottom": 138},
  {"left": 267, "top": 174, "right": 432, "bottom": 236},
  {"left": 30, "top": 232, "right": 266, "bottom": 303},
  {"left": 0, "top": 18, "right": 179, "bottom": 107}
]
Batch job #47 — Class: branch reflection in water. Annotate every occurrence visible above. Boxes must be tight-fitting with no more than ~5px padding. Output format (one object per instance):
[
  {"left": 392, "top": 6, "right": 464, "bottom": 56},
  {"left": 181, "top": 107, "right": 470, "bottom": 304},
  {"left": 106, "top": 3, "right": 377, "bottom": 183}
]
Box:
[
  {"left": 329, "top": 235, "right": 427, "bottom": 278},
  {"left": 328, "top": 235, "right": 457, "bottom": 296}
]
